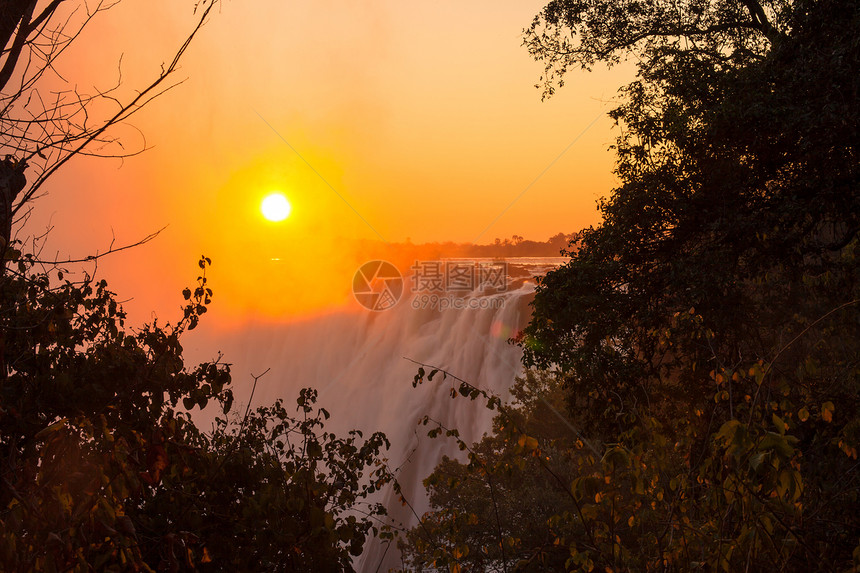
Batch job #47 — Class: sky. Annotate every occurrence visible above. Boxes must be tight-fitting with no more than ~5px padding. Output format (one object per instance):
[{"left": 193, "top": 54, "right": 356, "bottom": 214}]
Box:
[{"left": 23, "top": 0, "right": 632, "bottom": 321}]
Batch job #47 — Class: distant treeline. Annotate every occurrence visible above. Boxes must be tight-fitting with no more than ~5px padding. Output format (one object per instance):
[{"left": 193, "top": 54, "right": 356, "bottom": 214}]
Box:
[
  {"left": 352, "top": 232, "right": 579, "bottom": 266},
  {"left": 446, "top": 232, "right": 578, "bottom": 258}
]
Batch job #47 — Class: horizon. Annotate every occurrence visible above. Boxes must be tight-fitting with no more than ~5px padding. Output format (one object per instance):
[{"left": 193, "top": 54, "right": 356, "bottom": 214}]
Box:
[{"left": 18, "top": 0, "right": 632, "bottom": 322}]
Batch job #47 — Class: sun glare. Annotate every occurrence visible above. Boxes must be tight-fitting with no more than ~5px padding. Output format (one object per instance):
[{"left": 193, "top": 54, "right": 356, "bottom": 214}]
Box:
[{"left": 261, "top": 193, "right": 291, "bottom": 222}]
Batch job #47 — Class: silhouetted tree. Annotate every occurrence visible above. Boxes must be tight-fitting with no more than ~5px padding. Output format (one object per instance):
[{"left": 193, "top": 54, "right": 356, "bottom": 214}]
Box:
[
  {"left": 0, "top": 2, "right": 393, "bottom": 570},
  {"left": 403, "top": 0, "right": 859, "bottom": 571},
  {"left": 0, "top": 0, "right": 215, "bottom": 254}
]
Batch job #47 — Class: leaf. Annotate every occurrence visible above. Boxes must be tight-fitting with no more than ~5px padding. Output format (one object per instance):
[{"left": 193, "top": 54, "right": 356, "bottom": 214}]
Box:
[
  {"left": 748, "top": 363, "right": 766, "bottom": 385},
  {"left": 715, "top": 419, "right": 742, "bottom": 444},
  {"left": 749, "top": 452, "right": 768, "bottom": 472},
  {"left": 35, "top": 418, "right": 68, "bottom": 440},
  {"left": 772, "top": 413, "right": 787, "bottom": 435},
  {"left": 3, "top": 247, "right": 21, "bottom": 261},
  {"left": 56, "top": 491, "right": 73, "bottom": 516},
  {"left": 571, "top": 476, "right": 600, "bottom": 501},
  {"left": 517, "top": 434, "right": 538, "bottom": 451},
  {"left": 798, "top": 407, "right": 810, "bottom": 422},
  {"left": 148, "top": 445, "right": 169, "bottom": 483},
  {"left": 758, "top": 432, "right": 794, "bottom": 458},
  {"left": 821, "top": 401, "right": 835, "bottom": 423},
  {"left": 602, "top": 446, "right": 630, "bottom": 470}
]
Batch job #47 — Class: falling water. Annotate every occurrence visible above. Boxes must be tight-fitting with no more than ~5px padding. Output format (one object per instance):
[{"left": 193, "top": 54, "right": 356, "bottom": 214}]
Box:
[{"left": 186, "top": 262, "right": 551, "bottom": 571}]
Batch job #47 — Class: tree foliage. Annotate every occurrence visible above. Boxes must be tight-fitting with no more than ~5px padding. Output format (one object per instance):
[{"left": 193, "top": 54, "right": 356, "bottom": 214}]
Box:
[
  {"left": 400, "top": 371, "right": 588, "bottom": 572},
  {"left": 0, "top": 256, "right": 391, "bottom": 571},
  {"left": 0, "top": 0, "right": 216, "bottom": 236},
  {"left": 403, "top": 0, "right": 859, "bottom": 571},
  {"left": 0, "top": 1, "right": 393, "bottom": 569},
  {"left": 525, "top": 0, "right": 790, "bottom": 97}
]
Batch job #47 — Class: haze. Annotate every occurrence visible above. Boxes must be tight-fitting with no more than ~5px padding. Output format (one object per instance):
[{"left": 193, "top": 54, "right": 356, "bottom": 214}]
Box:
[{"left": 24, "top": 0, "right": 631, "bottom": 321}]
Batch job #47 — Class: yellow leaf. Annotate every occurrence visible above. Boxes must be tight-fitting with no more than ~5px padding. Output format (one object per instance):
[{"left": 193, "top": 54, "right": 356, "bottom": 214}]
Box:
[
  {"left": 517, "top": 434, "right": 538, "bottom": 450},
  {"left": 821, "top": 401, "right": 835, "bottom": 423},
  {"left": 798, "top": 407, "right": 809, "bottom": 422},
  {"left": 748, "top": 363, "right": 766, "bottom": 385},
  {"left": 201, "top": 547, "right": 212, "bottom": 563}
]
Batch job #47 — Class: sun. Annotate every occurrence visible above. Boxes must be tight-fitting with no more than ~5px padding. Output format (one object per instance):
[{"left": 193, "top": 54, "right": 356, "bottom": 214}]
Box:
[{"left": 261, "top": 193, "right": 291, "bottom": 222}]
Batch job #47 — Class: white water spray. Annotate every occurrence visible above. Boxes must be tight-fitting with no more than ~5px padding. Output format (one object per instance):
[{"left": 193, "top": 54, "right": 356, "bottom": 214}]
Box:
[{"left": 187, "top": 262, "right": 553, "bottom": 570}]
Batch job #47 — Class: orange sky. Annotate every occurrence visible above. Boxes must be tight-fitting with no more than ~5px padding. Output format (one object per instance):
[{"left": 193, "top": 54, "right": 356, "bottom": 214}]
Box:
[{"left": 23, "top": 0, "right": 633, "bottom": 320}]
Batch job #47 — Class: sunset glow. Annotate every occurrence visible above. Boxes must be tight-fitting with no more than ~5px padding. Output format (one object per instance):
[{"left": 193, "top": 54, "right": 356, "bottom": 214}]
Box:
[{"left": 23, "top": 1, "right": 633, "bottom": 320}]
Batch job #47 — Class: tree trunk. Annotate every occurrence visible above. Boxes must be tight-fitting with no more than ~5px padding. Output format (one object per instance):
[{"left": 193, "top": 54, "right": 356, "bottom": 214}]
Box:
[{"left": 0, "top": 157, "right": 26, "bottom": 254}]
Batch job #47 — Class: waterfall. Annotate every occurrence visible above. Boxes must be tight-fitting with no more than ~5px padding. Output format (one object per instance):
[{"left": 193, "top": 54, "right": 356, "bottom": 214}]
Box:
[{"left": 186, "top": 263, "right": 546, "bottom": 571}]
